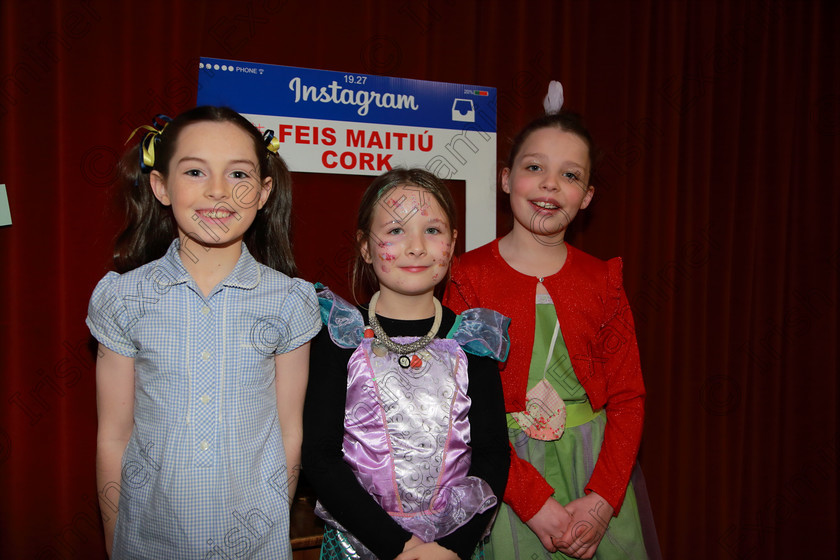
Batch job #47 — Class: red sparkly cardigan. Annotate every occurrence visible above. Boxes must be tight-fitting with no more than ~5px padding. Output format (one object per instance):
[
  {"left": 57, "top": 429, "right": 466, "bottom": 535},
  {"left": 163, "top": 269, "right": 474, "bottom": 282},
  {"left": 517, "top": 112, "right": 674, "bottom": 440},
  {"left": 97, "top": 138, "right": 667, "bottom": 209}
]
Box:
[{"left": 444, "top": 240, "right": 645, "bottom": 519}]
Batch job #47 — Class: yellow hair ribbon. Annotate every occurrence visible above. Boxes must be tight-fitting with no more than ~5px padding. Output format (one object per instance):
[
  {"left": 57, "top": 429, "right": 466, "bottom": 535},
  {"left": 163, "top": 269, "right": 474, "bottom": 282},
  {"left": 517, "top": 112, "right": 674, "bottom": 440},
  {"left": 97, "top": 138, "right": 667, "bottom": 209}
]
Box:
[
  {"left": 263, "top": 130, "right": 281, "bottom": 154},
  {"left": 125, "top": 115, "right": 171, "bottom": 170}
]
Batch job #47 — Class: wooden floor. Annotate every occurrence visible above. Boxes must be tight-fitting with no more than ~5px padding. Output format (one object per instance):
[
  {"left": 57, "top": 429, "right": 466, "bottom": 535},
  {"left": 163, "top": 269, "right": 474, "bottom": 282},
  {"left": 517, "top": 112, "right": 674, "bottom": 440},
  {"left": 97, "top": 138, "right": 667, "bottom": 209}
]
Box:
[{"left": 290, "top": 475, "right": 325, "bottom": 560}]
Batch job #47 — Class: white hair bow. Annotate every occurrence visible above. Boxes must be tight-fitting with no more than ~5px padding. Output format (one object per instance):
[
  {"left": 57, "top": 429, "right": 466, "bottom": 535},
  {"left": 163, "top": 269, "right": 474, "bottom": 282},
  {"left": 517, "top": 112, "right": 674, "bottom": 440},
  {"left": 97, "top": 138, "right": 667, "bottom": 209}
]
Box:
[{"left": 543, "top": 80, "right": 564, "bottom": 114}]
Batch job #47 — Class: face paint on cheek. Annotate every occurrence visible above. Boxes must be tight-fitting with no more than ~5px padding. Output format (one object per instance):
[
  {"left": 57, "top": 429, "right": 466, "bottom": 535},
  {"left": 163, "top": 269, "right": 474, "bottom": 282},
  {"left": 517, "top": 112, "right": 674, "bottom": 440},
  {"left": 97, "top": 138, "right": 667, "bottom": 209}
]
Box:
[
  {"left": 378, "top": 253, "right": 396, "bottom": 262},
  {"left": 438, "top": 244, "right": 451, "bottom": 267},
  {"left": 430, "top": 254, "right": 449, "bottom": 269},
  {"left": 379, "top": 264, "right": 391, "bottom": 274}
]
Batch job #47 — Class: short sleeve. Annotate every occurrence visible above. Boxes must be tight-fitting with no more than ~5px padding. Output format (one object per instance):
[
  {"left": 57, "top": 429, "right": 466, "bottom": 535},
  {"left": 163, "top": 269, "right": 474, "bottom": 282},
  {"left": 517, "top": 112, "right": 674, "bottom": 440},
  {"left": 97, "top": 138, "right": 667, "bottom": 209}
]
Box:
[
  {"left": 86, "top": 271, "right": 138, "bottom": 357},
  {"left": 274, "top": 278, "right": 321, "bottom": 354}
]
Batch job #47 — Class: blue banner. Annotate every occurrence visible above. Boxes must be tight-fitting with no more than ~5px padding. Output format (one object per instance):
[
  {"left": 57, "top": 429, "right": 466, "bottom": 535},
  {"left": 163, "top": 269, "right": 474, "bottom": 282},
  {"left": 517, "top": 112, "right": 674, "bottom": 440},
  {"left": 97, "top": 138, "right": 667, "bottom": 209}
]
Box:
[{"left": 197, "top": 58, "right": 496, "bottom": 132}]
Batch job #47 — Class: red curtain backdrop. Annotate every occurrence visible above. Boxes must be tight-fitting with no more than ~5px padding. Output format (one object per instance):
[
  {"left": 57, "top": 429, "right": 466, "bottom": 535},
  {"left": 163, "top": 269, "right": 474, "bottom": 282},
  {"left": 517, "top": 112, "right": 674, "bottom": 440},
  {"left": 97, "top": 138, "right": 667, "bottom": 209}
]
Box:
[{"left": 1, "top": 0, "right": 837, "bottom": 557}]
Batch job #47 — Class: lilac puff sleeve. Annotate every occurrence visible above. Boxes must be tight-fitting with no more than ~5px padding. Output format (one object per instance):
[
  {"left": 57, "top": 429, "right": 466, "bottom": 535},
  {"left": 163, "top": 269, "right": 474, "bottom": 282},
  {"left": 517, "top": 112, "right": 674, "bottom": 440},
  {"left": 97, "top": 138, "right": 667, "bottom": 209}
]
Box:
[{"left": 449, "top": 308, "right": 511, "bottom": 361}]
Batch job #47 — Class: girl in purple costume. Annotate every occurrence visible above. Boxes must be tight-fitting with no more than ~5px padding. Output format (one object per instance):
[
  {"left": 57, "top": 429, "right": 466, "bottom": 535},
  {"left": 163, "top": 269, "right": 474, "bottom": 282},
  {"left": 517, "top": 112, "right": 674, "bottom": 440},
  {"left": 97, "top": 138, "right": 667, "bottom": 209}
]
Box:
[{"left": 302, "top": 169, "right": 510, "bottom": 560}]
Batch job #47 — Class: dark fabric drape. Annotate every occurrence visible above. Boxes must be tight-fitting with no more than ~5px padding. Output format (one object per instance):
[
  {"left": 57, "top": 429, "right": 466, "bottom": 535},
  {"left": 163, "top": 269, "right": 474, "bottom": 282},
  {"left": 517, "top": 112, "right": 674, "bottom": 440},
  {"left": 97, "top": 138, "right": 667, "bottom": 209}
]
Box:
[{"left": 1, "top": 0, "right": 836, "bottom": 557}]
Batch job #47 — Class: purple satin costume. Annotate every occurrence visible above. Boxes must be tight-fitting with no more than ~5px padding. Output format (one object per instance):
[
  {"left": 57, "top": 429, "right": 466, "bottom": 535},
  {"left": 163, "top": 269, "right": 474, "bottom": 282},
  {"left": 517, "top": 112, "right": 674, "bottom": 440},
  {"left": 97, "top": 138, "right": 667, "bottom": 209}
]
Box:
[{"left": 315, "top": 288, "right": 510, "bottom": 559}]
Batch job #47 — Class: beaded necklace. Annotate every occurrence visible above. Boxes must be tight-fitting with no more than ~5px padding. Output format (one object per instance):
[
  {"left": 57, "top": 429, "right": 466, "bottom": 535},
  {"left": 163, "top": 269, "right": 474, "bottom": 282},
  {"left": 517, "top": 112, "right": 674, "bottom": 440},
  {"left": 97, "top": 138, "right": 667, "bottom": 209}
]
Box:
[{"left": 366, "top": 291, "right": 442, "bottom": 369}]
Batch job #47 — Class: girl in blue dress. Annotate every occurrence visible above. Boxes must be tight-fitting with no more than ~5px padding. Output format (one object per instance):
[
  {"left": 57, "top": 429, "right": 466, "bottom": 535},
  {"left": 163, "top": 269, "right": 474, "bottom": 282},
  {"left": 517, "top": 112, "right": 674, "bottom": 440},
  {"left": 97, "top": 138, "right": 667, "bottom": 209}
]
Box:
[{"left": 87, "top": 106, "right": 321, "bottom": 558}]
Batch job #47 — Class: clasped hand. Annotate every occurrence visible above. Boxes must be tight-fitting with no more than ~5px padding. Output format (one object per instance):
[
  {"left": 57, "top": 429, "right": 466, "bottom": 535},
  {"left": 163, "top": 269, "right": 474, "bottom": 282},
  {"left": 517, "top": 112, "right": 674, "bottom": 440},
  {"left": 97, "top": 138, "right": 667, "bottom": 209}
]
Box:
[
  {"left": 526, "top": 492, "right": 614, "bottom": 559},
  {"left": 394, "top": 535, "right": 459, "bottom": 560}
]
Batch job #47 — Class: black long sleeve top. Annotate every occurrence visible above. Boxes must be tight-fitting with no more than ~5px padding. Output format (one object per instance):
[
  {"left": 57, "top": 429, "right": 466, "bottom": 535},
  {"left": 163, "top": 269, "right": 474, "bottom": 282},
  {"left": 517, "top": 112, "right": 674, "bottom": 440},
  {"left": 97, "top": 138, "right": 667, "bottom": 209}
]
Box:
[{"left": 302, "top": 305, "right": 509, "bottom": 560}]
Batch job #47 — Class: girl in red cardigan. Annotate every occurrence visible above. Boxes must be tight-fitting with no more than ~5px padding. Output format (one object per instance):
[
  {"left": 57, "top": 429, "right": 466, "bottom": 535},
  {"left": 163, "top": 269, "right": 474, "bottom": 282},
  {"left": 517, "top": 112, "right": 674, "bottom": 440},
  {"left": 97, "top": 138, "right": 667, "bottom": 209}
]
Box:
[{"left": 444, "top": 82, "right": 660, "bottom": 559}]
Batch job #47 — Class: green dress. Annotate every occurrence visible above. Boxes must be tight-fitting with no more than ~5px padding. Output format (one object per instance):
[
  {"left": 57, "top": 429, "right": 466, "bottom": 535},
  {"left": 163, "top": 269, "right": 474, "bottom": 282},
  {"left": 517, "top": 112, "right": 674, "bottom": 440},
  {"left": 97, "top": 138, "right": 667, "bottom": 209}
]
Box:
[{"left": 483, "top": 296, "right": 657, "bottom": 560}]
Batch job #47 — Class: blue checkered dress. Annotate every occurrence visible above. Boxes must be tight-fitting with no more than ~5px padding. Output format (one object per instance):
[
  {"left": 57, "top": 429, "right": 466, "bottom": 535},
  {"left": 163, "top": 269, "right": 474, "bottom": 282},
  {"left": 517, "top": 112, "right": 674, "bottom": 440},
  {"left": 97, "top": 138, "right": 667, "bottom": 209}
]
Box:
[{"left": 87, "top": 240, "right": 321, "bottom": 559}]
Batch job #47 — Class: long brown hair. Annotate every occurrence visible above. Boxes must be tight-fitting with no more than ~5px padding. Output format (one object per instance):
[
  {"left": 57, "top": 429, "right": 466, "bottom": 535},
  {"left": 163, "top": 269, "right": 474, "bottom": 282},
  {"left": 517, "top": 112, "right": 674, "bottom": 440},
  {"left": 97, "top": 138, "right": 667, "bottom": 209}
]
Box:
[{"left": 113, "top": 106, "right": 296, "bottom": 275}]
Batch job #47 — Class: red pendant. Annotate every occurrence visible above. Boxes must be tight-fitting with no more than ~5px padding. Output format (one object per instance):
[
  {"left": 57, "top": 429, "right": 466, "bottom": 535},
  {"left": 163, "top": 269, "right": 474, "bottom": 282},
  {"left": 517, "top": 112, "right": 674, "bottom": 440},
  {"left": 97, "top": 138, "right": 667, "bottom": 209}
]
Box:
[{"left": 410, "top": 355, "right": 423, "bottom": 368}]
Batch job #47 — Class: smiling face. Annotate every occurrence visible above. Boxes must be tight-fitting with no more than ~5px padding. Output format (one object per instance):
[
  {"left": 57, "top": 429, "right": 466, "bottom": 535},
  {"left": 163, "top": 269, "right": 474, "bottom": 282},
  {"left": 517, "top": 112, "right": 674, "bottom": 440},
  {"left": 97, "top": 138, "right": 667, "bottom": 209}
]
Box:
[
  {"left": 361, "top": 184, "right": 457, "bottom": 301},
  {"left": 150, "top": 121, "right": 271, "bottom": 251},
  {"left": 502, "top": 126, "right": 594, "bottom": 244}
]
